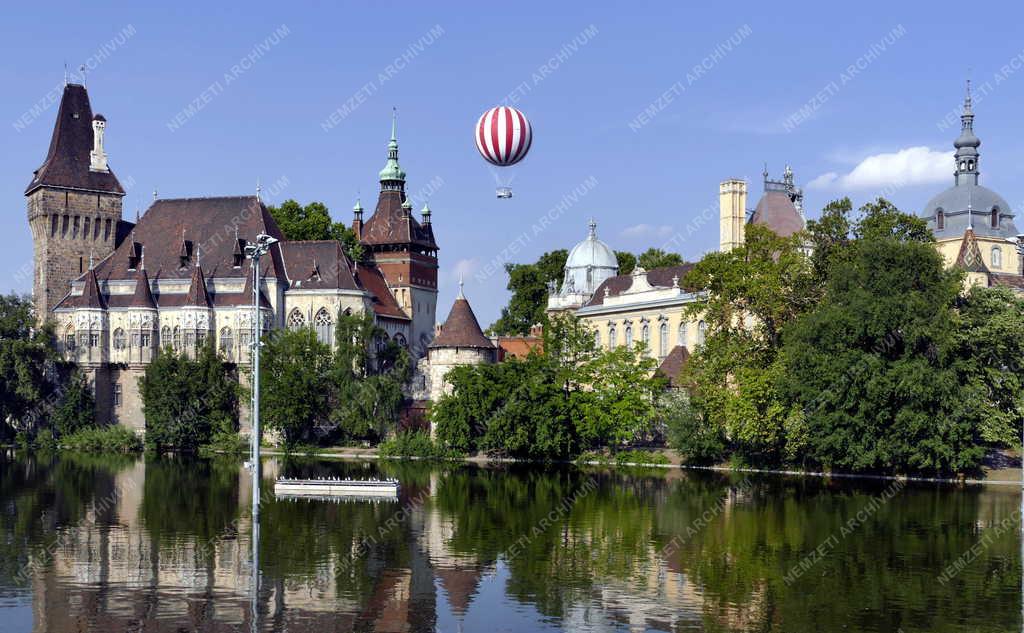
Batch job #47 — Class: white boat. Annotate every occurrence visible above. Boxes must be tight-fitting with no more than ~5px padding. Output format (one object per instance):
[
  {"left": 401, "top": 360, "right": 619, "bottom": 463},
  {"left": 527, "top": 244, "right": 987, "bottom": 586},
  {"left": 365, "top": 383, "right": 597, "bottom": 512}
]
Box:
[{"left": 273, "top": 477, "right": 399, "bottom": 499}]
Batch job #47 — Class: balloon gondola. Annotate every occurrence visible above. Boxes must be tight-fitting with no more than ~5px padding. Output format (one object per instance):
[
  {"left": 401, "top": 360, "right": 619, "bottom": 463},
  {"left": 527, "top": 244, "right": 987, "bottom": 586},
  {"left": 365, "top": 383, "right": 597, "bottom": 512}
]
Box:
[{"left": 475, "top": 106, "right": 532, "bottom": 198}]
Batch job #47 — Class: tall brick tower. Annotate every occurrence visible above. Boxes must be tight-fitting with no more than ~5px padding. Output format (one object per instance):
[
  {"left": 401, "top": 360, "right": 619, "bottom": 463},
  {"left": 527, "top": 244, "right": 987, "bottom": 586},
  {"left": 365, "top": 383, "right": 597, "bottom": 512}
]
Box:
[
  {"left": 357, "top": 114, "right": 439, "bottom": 357},
  {"left": 26, "top": 83, "right": 125, "bottom": 322}
]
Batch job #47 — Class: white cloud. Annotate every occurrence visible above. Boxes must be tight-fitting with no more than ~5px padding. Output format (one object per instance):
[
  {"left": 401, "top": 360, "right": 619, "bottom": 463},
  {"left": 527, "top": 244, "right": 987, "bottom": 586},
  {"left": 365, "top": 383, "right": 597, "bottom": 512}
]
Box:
[
  {"left": 451, "top": 258, "right": 479, "bottom": 281},
  {"left": 621, "top": 223, "right": 673, "bottom": 239},
  {"left": 808, "top": 146, "right": 952, "bottom": 191}
]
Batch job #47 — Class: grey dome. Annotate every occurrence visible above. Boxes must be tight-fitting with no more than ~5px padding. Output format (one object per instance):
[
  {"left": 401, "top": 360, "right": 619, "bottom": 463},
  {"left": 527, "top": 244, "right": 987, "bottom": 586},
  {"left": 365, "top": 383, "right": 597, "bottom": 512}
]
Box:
[
  {"left": 923, "top": 182, "right": 1018, "bottom": 239},
  {"left": 561, "top": 220, "right": 618, "bottom": 295}
]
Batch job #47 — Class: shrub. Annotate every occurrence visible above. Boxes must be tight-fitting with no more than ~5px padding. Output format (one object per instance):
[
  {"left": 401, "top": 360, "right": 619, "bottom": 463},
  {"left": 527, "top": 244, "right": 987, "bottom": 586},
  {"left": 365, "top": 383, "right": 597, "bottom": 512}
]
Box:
[
  {"left": 61, "top": 425, "right": 143, "bottom": 453},
  {"left": 614, "top": 449, "right": 670, "bottom": 466},
  {"left": 379, "top": 430, "right": 462, "bottom": 460},
  {"left": 52, "top": 370, "right": 96, "bottom": 438},
  {"left": 661, "top": 391, "right": 727, "bottom": 465},
  {"left": 34, "top": 428, "right": 58, "bottom": 451}
]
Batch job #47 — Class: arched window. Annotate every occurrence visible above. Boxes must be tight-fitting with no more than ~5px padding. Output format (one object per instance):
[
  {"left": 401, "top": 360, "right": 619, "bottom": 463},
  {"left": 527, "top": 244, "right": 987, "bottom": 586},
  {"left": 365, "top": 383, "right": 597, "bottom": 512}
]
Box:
[
  {"left": 131, "top": 331, "right": 141, "bottom": 348},
  {"left": 113, "top": 328, "right": 126, "bottom": 350},
  {"left": 288, "top": 309, "right": 306, "bottom": 330},
  {"left": 936, "top": 208, "right": 944, "bottom": 230},
  {"left": 196, "top": 330, "right": 207, "bottom": 347},
  {"left": 161, "top": 326, "right": 170, "bottom": 349},
  {"left": 624, "top": 324, "right": 633, "bottom": 347},
  {"left": 172, "top": 326, "right": 181, "bottom": 352},
  {"left": 678, "top": 322, "right": 688, "bottom": 347},
  {"left": 991, "top": 207, "right": 999, "bottom": 228},
  {"left": 65, "top": 325, "right": 76, "bottom": 352},
  {"left": 641, "top": 324, "right": 650, "bottom": 352},
  {"left": 314, "top": 308, "right": 333, "bottom": 345},
  {"left": 697, "top": 320, "right": 707, "bottom": 347},
  {"left": 219, "top": 327, "right": 234, "bottom": 360},
  {"left": 594, "top": 329, "right": 602, "bottom": 348},
  {"left": 374, "top": 333, "right": 390, "bottom": 354},
  {"left": 659, "top": 322, "right": 669, "bottom": 357},
  {"left": 393, "top": 333, "right": 407, "bottom": 348},
  {"left": 992, "top": 246, "right": 1003, "bottom": 269},
  {"left": 185, "top": 331, "right": 196, "bottom": 348},
  {"left": 608, "top": 325, "right": 617, "bottom": 348}
]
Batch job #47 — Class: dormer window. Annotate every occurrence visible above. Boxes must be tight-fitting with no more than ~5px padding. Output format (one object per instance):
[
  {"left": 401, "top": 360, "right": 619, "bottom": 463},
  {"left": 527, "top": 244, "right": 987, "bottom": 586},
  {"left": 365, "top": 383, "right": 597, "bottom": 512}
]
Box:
[{"left": 178, "top": 239, "right": 193, "bottom": 269}]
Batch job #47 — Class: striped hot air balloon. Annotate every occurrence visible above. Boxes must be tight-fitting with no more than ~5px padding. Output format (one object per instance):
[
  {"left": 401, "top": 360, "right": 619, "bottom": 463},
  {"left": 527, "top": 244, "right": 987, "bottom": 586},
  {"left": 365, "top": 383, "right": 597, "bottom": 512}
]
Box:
[{"left": 475, "top": 106, "right": 533, "bottom": 167}]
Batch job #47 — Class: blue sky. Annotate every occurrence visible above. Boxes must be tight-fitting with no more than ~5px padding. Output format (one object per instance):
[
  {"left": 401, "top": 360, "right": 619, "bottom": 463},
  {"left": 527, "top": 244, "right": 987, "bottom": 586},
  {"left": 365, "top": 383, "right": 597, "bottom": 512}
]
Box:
[{"left": 3, "top": 1, "right": 1023, "bottom": 325}]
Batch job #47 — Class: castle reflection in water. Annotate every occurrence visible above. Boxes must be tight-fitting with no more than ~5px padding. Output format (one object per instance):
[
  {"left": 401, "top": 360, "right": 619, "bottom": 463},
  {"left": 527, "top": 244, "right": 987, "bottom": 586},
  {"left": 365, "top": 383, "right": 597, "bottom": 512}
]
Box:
[{"left": 4, "top": 453, "right": 1019, "bottom": 633}]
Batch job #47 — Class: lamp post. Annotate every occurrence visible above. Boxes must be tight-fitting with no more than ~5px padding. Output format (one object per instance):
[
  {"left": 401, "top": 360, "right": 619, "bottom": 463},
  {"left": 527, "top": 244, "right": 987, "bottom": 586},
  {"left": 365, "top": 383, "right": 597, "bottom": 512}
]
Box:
[
  {"left": 1017, "top": 232, "right": 1024, "bottom": 631},
  {"left": 243, "top": 232, "right": 277, "bottom": 632}
]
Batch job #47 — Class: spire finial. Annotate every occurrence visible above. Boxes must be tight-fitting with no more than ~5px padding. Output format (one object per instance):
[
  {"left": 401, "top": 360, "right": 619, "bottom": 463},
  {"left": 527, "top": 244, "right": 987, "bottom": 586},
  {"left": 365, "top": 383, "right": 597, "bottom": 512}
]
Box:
[
  {"left": 588, "top": 218, "right": 597, "bottom": 238},
  {"left": 457, "top": 273, "right": 465, "bottom": 299},
  {"left": 89, "top": 249, "right": 94, "bottom": 270},
  {"left": 153, "top": 187, "right": 158, "bottom": 202},
  {"left": 391, "top": 107, "right": 397, "bottom": 141},
  {"left": 64, "top": 61, "right": 68, "bottom": 86},
  {"left": 256, "top": 177, "right": 262, "bottom": 202}
]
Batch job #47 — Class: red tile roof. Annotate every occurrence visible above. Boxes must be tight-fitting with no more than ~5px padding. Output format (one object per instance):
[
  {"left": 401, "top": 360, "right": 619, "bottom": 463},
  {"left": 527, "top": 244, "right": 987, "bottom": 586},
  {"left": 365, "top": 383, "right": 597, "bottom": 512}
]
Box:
[
  {"left": 26, "top": 84, "right": 124, "bottom": 196},
  {"left": 656, "top": 345, "right": 690, "bottom": 387},
  {"left": 279, "top": 241, "right": 359, "bottom": 290},
  {"left": 354, "top": 264, "right": 408, "bottom": 320},
  {"left": 361, "top": 190, "right": 437, "bottom": 249},
  {"left": 128, "top": 268, "right": 157, "bottom": 309},
  {"left": 430, "top": 297, "right": 494, "bottom": 349},
  {"left": 184, "top": 264, "right": 212, "bottom": 307},
  {"left": 584, "top": 264, "right": 694, "bottom": 307},
  {"left": 750, "top": 190, "right": 804, "bottom": 237}
]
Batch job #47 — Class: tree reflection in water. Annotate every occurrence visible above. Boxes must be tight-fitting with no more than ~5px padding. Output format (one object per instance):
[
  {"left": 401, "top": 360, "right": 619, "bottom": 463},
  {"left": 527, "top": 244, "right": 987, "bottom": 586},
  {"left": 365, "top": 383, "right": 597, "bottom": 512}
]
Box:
[{"left": 0, "top": 452, "right": 1018, "bottom": 632}]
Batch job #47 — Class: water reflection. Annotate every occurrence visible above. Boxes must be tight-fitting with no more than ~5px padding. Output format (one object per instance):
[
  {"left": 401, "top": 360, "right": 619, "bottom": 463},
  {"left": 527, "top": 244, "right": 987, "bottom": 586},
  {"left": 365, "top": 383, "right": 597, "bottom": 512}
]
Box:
[{"left": 0, "top": 452, "right": 1019, "bottom": 632}]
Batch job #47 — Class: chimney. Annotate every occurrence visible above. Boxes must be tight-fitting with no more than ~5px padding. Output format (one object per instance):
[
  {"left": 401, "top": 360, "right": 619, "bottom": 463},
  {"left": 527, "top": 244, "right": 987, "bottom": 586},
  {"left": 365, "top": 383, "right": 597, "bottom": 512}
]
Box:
[
  {"left": 719, "top": 179, "right": 746, "bottom": 252},
  {"left": 90, "top": 114, "right": 109, "bottom": 172}
]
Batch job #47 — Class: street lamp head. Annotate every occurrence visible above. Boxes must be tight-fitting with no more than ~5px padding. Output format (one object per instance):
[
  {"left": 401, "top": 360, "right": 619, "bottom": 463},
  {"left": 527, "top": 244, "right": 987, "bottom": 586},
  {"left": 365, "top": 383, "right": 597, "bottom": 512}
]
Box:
[{"left": 256, "top": 233, "right": 279, "bottom": 248}]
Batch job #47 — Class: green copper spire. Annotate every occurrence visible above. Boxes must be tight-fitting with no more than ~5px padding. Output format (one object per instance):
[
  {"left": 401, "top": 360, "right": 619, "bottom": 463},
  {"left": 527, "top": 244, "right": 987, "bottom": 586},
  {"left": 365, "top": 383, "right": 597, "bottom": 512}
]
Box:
[{"left": 379, "top": 108, "right": 406, "bottom": 186}]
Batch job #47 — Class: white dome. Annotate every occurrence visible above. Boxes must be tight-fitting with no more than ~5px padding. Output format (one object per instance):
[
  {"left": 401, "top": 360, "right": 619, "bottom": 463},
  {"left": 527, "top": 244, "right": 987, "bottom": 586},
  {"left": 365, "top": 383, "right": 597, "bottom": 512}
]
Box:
[{"left": 561, "top": 220, "right": 618, "bottom": 295}]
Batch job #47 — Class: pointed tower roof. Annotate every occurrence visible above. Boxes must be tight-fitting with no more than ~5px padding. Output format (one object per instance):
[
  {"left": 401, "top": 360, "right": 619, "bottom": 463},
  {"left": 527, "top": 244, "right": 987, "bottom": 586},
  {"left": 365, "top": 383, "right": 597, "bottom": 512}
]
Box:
[
  {"left": 26, "top": 84, "right": 124, "bottom": 195},
  {"left": 184, "top": 264, "right": 212, "bottom": 307},
  {"left": 955, "top": 228, "right": 991, "bottom": 273},
  {"left": 429, "top": 287, "right": 494, "bottom": 349},
  {"left": 80, "top": 267, "right": 107, "bottom": 309},
  {"left": 129, "top": 267, "right": 158, "bottom": 309},
  {"left": 378, "top": 109, "right": 406, "bottom": 184}
]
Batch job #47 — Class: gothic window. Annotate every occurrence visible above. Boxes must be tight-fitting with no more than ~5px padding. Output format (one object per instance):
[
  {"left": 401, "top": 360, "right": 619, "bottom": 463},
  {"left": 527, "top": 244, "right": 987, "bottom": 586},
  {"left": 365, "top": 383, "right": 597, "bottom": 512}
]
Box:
[
  {"left": 288, "top": 309, "right": 306, "bottom": 330},
  {"left": 161, "top": 326, "right": 170, "bottom": 349},
  {"left": 131, "top": 331, "right": 141, "bottom": 348},
  {"left": 992, "top": 246, "right": 1003, "bottom": 269},
  {"left": 220, "top": 327, "right": 234, "bottom": 360},
  {"left": 89, "top": 332, "right": 100, "bottom": 348},
  {"left": 173, "top": 327, "right": 181, "bottom": 352},
  {"left": 659, "top": 323, "right": 669, "bottom": 357},
  {"left": 65, "top": 326, "right": 76, "bottom": 352},
  {"left": 184, "top": 331, "right": 196, "bottom": 348},
  {"left": 113, "top": 383, "right": 122, "bottom": 408},
  {"left": 697, "top": 320, "right": 707, "bottom": 347},
  {"left": 113, "top": 328, "right": 126, "bottom": 350},
  {"left": 594, "top": 329, "right": 602, "bottom": 348},
  {"left": 393, "top": 333, "right": 407, "bottom": 348},
  {"left": 141, "top": 331, "right": 151, "bottom": 348},
  {"left": 609, "top": 325, "right": 617, "bottom": 348},
  {"left": 991, "top": 207, "right": 999, "bottom": 228},
  {"left": 625, "top": 324, "right": 633, "bottom": 347},
  {"left": 239, "top": 328, "right": 251, "bottom": 350},
  {"left": 936, "top": 208, "right": 944, "bottom": 230},
  {"left": 314, "top": 308, "right": 333, "bottom": 345},
  {"left": 641, "top": 324, "right": 650, "bottom": 352},
  {"left": 678, "top": 322, "right": 688, "bottom": 347},
  {"left": 197, "top": 330, "right": 208, "bottom": 347},
  {"left": 375, "top": 333, "right": 390, "bottom": 354}
]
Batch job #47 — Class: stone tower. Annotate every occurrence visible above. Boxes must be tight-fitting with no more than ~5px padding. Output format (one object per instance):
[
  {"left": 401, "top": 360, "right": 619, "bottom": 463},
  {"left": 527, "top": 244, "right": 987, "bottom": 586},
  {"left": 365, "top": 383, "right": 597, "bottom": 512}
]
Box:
[
  {"left": 719, "top": 179, "right": 746, "bottom": 252},
  {"left": 27, "top": 83, "right": 125, "bottom": 322},
  {"left": 357, "top": 113, "right": 439, "bottom": 357}
]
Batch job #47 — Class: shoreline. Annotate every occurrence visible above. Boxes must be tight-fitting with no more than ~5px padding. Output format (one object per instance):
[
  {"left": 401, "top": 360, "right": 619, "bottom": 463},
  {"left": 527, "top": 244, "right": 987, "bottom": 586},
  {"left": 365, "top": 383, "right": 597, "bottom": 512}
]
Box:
[{"left": 258, "top": 447, "right": 1024, "bottom": 487}]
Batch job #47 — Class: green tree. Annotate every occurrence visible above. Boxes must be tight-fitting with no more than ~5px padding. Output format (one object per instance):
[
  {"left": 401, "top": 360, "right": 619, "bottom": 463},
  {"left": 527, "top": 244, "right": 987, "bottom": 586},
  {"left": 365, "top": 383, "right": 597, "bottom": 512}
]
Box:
[
  {"left": 259, "top": 327, "right": 333, "bottom": 447},
  {"left": 139, "top": 344, "right": 238, "bottom": 451},
  {"left": 489, "top": 249, "right": 567, "bottom": 335},
  {"left": 615, "top": 250, "right": 636, "bottom": 276},
  {"left": 660, "top": 390, "right": 726, "bottom": 464},
  {"left": 0, "top": 294, "right": 57, "bottom": 439},
  {"left": 681, "top": 223, "right": 814, "bottom": 464},
  {"left": 51, "top": 369, "right": 95, "bottom": 438},
  {"left": 267, "top": 199, "right": 363, "bottom": 261},
  {"left": 781, "top": 202, "right": 982, "bottom": 474},
  {"left": 636, "top": 247, "right": 683, "bottom": 271}
]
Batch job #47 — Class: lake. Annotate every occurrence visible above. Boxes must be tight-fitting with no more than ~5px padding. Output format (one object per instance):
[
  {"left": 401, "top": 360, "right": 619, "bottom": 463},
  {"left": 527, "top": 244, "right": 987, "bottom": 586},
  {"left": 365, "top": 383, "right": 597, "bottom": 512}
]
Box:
[{"left": 0, "top": 452, "right": 1019, "bottom": 632}]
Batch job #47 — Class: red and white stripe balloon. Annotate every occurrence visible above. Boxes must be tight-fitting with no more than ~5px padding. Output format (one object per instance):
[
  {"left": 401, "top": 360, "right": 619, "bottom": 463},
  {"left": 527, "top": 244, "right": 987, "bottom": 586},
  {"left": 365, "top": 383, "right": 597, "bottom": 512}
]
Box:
[{"left": 475, "top": 106, "right": 533, "bottom": 166}]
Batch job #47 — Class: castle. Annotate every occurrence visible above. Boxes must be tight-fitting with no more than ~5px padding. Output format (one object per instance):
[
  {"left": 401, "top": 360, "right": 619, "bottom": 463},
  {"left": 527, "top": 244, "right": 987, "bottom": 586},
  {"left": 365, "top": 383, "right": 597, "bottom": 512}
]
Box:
[{"left": 29, "top": 84, "right": 440, "bottom": 428}]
